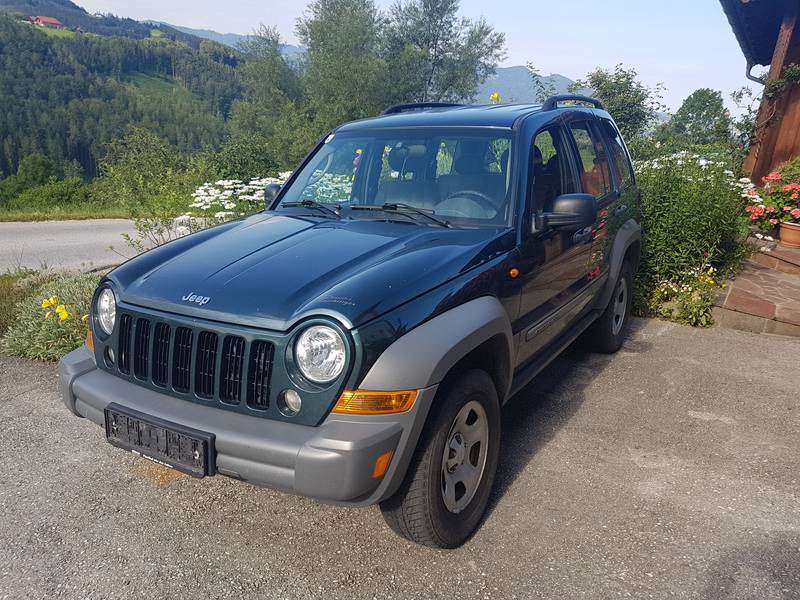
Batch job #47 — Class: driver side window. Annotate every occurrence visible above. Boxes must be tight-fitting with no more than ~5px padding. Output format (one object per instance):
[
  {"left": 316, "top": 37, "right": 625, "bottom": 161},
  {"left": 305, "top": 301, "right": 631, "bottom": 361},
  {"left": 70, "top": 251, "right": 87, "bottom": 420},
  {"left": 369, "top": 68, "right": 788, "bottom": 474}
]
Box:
[{"left": 530, "top": 126, "right": 575, "bottom": 210}]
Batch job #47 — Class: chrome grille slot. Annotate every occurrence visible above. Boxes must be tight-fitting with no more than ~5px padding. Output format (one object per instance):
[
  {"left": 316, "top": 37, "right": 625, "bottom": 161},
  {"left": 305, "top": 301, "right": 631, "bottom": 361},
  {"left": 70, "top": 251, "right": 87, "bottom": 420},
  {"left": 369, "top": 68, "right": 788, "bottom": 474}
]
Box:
[
  {"left": 220, "top": 335, "right": 246, "bottom": 404},
  {"left": 172, "top": 326, "right": 193, "bottom": 393},
  {"left": 133, "top": 318, "right": 150, "bottom": 380},
  {"left": 247, "top": 340, "right": 274, "bottom": 410},
  {"left": 194, "top": 331, "right": 218, "bottom": 399},
  {"left": 151, "top": 322, "right": 171, "bottom": 387},
  {"left": 117, "top": 314, "right": 133, "bottom": 374}
]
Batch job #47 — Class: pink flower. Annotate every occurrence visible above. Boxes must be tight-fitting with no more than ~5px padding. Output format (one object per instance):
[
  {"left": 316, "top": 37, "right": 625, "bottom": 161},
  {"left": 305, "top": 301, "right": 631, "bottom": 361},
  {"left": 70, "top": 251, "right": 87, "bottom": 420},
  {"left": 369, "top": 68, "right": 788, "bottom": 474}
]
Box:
[
  {"left": 770, "top": 218, "right": 779, "bottom": 225},
  {"left": 767, "top": 206, "right": 776, "bottom": 212},
  {"left": 793, "top": 192, "right": 799, "bottom": 200},
  {"left": 791, "top": 208, "right": 800, "bottom": 219},
  {"left": 784, "top": 205, "right": 793, "bottom": 212},
  {"left": 765, "top": 171, "right": 782, "bottom": 182}
]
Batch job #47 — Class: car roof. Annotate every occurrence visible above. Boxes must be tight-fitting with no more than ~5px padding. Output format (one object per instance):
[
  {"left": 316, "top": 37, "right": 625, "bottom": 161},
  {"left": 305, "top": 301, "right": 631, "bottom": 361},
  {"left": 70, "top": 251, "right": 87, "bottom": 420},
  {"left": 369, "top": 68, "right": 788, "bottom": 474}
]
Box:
[{"left": 335, "top": 103, "right": 612, "bottom": 132}]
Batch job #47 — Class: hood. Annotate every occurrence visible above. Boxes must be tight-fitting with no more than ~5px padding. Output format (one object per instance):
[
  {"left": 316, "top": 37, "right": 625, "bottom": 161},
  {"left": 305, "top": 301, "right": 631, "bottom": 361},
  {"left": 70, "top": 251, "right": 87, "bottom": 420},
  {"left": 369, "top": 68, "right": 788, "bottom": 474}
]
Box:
[{"left": 111, "top": 213, "right": 512, "bottom": 331}]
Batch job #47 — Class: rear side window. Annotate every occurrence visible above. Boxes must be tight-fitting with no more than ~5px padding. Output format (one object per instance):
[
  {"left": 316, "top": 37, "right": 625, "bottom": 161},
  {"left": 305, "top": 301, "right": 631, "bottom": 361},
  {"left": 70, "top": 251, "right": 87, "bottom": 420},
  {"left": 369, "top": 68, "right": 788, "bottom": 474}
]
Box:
[
  {"left": 599, "top": 120, "right": 634, "bottom": 188},
  {"left": 568, "top": 121, "right": 612, "bottom": 198}
]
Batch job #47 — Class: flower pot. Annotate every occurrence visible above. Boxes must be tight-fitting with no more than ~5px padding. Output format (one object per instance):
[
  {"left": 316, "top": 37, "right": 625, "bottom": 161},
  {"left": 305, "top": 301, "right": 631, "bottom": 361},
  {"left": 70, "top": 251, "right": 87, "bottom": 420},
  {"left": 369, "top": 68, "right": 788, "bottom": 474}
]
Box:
[{"left": 779, "top": 221, "right": 800, "bottom": 249}]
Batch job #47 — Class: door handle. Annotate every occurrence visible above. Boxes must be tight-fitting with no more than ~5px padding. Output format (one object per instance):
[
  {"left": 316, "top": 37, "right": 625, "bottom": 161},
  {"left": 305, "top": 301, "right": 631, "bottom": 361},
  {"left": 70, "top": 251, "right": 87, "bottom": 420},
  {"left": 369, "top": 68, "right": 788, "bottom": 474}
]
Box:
[
  {"left": 612, "top": 204, "right": 628, "bottom": 216},
  {"left": 572, "top": 227, "right": 593, "bottom": 244}
]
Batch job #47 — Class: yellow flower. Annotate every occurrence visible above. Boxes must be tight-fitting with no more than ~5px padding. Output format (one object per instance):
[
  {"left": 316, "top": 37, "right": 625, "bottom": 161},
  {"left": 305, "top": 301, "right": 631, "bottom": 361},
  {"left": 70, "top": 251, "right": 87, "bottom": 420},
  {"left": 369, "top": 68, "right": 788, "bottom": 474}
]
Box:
[
  {"left": 55, "top": 304, "right": 70, "bottom": 321},
  {"left": 41, "top": 295, "right": 59, "bottom": 309},
  {"left": 81, "top": 314, "right": 89, "bottom": 322},
  {"left": 489, "top": 91, "right": 501, "bottom": 103}
]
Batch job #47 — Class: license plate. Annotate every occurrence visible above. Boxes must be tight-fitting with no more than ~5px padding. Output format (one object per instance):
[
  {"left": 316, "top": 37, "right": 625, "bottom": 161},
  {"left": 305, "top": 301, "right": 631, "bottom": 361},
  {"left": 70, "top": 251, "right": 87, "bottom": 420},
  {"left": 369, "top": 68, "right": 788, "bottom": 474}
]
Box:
[{"left": 104, "top": 403, "right": 215, "bottom": 477}]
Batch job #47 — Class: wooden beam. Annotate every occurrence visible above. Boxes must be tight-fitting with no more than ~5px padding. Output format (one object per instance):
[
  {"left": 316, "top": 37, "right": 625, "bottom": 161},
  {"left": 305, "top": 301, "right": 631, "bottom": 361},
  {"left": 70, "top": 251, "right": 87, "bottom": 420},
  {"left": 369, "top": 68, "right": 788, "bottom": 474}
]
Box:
[{"left": 745, "top": 0, "right": 799, "bottom": 180}]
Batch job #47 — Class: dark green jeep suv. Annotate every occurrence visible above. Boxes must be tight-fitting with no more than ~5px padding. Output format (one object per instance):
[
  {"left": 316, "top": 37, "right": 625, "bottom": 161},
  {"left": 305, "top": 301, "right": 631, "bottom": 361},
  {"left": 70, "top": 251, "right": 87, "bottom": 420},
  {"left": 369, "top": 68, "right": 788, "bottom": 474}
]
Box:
[{"left": 59, "top": 95, "right": 640, "bottom": 548}]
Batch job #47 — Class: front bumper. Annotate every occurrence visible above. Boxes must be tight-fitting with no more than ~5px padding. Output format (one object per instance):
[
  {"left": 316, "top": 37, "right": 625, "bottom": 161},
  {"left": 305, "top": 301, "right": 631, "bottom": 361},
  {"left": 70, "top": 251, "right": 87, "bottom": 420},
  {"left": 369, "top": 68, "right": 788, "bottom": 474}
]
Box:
[{"left": 59, "top": 346, "right": 436, "bottom": 506}]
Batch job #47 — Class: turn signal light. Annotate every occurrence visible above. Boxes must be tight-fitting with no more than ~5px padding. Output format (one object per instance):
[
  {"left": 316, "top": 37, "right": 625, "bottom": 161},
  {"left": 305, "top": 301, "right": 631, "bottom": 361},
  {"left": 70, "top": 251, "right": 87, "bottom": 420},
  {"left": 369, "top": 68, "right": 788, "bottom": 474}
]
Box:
[
  {"left": 372, "top": 450, "right": 393, "bottom": 479},
  {"left": 332, "top": 390, "right": 418, "bottom": 414},
  {"left": 85, "top": 328, "right": 94, "bottom": 351}
]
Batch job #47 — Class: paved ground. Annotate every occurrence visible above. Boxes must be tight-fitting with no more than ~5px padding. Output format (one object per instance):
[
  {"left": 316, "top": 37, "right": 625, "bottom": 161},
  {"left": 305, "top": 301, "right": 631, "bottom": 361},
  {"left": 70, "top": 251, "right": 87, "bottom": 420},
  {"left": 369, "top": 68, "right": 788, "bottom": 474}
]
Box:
[
  {"left": 1, "top": 318, "right": 799, "bottom": 599},
  {"left": 0, "top": 220, "right": 135, "bottom": 272}
]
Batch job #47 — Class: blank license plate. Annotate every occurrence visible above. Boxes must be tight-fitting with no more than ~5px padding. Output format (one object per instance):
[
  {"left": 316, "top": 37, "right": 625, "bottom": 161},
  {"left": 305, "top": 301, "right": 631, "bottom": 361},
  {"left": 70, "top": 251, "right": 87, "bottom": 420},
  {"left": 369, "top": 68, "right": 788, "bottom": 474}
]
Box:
[{"left": 104, "top": 403, "right": 215, "bottom": 477}]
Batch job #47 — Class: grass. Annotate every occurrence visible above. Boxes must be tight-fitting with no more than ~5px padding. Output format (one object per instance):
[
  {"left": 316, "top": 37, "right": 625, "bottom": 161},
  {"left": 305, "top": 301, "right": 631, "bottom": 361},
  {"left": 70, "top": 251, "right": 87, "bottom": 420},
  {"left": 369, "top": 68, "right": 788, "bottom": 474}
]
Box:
[
  {"left": 37, "top": 26, "right": 77, "bottom": 39},
  {"left": 0, "top": 205, "right": 132, "bottom": 221},
  {"left": 0, "top": 269, "right": 50, "bottom": 335}
]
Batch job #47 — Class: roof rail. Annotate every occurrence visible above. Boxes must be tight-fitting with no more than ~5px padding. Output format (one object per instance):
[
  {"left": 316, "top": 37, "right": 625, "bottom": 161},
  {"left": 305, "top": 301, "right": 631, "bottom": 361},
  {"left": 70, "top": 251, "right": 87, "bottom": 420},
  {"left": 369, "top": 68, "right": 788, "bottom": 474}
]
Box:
[
  {"left": 381, "top": 102, "right": 464, "bottom": 115},
  {"left": 542, "top": 94, "right": 605, "bottom": 111}
]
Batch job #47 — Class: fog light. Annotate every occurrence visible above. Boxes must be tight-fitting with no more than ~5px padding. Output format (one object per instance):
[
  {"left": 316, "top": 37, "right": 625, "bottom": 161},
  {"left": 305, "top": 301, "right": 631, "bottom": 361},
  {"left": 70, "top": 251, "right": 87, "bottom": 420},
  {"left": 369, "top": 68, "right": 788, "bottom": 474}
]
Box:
[{"left": 279, "top": 389, "right": 302, "bottom": 416}]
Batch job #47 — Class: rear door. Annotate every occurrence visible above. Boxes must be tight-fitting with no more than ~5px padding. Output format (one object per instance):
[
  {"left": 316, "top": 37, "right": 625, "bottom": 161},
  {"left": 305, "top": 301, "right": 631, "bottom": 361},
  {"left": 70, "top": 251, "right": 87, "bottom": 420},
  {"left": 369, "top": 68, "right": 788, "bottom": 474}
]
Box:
[{"left": 564, "top": 117, "right": 617, "bottom": 281}]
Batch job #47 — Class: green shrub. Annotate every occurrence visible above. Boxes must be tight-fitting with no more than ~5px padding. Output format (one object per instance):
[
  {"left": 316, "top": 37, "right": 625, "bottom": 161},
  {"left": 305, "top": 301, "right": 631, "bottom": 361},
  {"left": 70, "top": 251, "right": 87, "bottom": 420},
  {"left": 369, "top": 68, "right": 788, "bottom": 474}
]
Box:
[
  {"left": 1, "top": 271, "right": 100, "bottom": 361},
  {"left": 634, "top": 152, "right": 747, "bottom": 325},
  {"left": 9, "top": 177, "right": 90, "bottom": 210},
  {"left": 0, "top": 269, "right": 54, "bottom": 335}
]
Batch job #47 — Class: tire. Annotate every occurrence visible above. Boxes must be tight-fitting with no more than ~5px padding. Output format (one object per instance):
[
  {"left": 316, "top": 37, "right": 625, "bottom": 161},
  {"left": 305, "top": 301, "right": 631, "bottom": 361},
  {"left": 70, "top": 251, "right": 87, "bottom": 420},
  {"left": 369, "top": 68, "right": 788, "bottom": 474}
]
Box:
[
  {"left": 586, "top": 259, "right": 633, "bottom": 354},
  {"left": 379, "top": 369, "right": 501, "bottom": 548}
]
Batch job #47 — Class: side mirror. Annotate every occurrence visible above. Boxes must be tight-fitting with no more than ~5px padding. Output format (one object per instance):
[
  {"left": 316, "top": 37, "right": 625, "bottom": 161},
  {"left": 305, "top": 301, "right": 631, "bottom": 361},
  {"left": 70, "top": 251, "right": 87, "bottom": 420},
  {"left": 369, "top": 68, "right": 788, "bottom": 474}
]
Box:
[
  {"left": 542, "top": 193, "right": 598, "bottom": 230},
  {"left": 264, "top": 183, "right": 282, "bottom": 209}
]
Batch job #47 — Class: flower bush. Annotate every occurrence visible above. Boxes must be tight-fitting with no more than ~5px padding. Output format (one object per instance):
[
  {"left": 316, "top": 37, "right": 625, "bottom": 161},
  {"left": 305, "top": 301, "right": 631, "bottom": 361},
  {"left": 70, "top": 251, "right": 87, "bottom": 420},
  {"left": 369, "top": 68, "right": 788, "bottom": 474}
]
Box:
[
  {"left": 634, "top": 151, "right": 747, "bottom": 326},
  {"left": 743, "top": 170, "right": 800, "bottom": 230},
  {"left": 1, "top": 271, "right": 100, "bottom": 361},
  {"left": 189, "top": 173, "right": 292, "bottom": 221}
]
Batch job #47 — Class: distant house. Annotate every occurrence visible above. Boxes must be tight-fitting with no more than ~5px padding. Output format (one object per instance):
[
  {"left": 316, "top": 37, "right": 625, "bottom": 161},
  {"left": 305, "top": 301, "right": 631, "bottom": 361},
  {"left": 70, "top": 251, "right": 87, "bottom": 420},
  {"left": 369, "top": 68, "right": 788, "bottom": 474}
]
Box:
[
  {"left": 720, "top": 0, "right": 800, "bottom": 181},
  {"left": 30, "top": 16, "right": 65, "bottom": 29}
]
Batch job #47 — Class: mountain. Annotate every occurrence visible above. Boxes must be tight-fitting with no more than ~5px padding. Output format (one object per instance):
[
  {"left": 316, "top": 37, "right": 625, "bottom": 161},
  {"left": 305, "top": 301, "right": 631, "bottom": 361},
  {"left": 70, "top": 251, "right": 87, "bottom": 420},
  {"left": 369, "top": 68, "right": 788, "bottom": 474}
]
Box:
[
  {"left": 160, "top": 22, "right": 304, "bottom": 61},
  {"left": 0, "top": 0, "right": 205, "bottom": 46},
  {"left": 476, "top": 65, "right": 590, "bottom": 104}
]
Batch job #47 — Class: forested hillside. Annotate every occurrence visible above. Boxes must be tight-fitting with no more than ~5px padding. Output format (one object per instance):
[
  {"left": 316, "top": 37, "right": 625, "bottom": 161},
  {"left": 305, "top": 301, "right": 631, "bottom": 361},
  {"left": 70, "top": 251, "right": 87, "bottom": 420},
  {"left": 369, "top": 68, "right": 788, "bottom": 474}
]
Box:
[
  {"left": 0, "top": 0, "right": 203, "bottom": 45},
  {"left": 0, "top": 15, "right": 241, "bottom": 177}
]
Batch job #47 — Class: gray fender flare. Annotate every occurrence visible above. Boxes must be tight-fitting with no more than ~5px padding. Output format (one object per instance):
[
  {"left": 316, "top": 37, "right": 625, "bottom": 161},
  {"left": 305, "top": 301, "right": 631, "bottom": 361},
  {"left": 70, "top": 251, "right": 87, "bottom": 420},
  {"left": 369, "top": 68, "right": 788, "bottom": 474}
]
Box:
[
  {"left": 595, "top": 218, "right": 641, "bottom": 310},
  {"left": 358, "top": 296, "right": 513, "bottom": 400}
]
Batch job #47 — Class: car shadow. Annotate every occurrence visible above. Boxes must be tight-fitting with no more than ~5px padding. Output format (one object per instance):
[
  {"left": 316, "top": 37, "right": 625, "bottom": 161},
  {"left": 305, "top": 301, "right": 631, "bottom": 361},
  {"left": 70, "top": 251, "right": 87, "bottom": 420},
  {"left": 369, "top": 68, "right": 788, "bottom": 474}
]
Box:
[{"left": 484, "top": 317, "right": 651, "bottom": 517}]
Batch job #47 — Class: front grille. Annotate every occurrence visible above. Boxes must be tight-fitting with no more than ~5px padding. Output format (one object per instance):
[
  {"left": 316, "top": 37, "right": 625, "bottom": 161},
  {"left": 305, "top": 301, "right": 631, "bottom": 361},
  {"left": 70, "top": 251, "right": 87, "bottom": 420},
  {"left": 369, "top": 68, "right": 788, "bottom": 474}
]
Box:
[{"left": 108, "top": 311, "right": 281, "bottom": 416}]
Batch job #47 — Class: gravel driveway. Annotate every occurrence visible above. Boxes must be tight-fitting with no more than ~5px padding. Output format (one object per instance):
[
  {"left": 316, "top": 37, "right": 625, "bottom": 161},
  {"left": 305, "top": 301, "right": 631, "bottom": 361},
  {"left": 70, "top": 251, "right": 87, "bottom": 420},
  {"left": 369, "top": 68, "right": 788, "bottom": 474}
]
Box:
[
  {"left": 0, "top": 220, "right": 136, "bottom": 272},
  {"left": 1, "top": 318, "right": 798, "bottom": 599}
]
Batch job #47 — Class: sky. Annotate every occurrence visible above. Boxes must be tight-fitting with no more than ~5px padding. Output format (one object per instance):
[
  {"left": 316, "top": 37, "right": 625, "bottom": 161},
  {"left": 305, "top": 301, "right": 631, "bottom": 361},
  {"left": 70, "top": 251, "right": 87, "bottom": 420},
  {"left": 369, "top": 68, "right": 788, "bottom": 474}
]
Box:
[{"left": 74, "top": 0, "right": 766, "bottom": 114}]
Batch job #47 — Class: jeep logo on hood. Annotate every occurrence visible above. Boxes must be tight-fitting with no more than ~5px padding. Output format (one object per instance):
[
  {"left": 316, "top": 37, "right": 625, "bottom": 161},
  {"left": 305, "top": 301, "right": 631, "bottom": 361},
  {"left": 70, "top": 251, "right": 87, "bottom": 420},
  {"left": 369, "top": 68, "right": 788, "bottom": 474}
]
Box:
[{"left": 181, "top": 292, "right": 211, "bottom": 306}]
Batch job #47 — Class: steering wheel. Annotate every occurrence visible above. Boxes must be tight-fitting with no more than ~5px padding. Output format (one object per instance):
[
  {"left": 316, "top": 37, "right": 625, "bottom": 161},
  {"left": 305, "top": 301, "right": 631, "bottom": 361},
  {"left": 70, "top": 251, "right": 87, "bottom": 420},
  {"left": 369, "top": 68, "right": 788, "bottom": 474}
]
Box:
[{"left": 441, "top": 189, "right": 498, "bottom": 218}]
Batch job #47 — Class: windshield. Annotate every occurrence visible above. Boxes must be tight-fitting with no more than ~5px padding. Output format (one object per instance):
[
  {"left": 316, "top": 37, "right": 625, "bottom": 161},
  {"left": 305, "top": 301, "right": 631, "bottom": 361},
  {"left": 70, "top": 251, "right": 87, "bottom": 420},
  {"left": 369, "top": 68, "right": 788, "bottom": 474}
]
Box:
[{"left": 277, "top": 128, "right": 514, "bottom": 227}]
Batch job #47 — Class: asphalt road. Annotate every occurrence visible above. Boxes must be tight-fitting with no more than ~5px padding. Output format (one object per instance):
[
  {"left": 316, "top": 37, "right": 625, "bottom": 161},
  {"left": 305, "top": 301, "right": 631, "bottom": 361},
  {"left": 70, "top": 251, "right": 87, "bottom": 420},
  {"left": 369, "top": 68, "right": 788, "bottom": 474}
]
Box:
[
  {"left": 1, "top": 319, "right": 799, "bottom": 599},
  {"left": 0, "top": 220, "right": 136, "bottom": 272}
]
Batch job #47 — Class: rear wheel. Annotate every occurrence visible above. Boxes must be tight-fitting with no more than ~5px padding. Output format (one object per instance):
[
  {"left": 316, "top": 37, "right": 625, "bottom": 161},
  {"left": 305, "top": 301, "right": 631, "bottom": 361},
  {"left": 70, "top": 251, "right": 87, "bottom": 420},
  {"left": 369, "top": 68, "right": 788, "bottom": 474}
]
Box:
[
  {"left": 380, "top": 369, "right": 500, "bottom": 548},
  {"left": 586, "top": 259, "right": 633, "bottom": 353}
]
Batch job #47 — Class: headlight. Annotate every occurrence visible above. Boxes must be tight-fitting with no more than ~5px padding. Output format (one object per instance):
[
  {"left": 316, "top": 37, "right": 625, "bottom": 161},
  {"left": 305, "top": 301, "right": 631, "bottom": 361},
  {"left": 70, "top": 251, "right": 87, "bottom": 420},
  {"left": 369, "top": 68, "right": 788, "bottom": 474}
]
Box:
[
  {"left": 96, "top": 287, "right": 116, "bottom": 335},
  {"left": 294, "top": 325, "right": 346, "bottom": 383}
]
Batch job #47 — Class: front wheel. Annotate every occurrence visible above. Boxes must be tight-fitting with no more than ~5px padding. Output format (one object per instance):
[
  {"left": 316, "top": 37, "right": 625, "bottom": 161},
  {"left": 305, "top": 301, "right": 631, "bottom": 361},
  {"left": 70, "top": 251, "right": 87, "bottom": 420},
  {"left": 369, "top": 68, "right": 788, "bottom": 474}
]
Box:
[{"left": 379, "top": 369, "right": 501, "bottom": 548}]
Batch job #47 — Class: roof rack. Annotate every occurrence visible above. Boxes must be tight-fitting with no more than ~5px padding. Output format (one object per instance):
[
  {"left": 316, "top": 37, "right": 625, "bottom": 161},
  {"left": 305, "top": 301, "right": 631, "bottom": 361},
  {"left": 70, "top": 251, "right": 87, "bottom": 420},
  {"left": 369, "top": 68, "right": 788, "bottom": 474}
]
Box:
[
  {"left": 542, "top": 94, "right": 605, "bottom": 111},
  {"left": 381, "top": 102, "right": 464, "bottom": 115}
]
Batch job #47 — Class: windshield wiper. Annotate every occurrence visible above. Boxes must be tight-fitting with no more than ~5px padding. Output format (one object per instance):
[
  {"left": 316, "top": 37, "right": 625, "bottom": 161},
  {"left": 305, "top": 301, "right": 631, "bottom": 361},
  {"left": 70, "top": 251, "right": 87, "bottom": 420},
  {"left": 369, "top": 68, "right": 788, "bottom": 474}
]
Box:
[
  {"left": 280, "top": 200, "right": 341, "bottom": 219},
  {"left": 351, "top": 203, "right": 451, "bottom": 228}
]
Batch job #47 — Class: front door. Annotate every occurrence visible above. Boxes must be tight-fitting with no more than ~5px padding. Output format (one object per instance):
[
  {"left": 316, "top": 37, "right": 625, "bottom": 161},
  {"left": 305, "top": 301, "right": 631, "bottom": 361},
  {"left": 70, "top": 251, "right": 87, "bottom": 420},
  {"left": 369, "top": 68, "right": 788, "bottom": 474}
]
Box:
[{"left": 515, "top": 123, "right": 591, "bottom": 366}]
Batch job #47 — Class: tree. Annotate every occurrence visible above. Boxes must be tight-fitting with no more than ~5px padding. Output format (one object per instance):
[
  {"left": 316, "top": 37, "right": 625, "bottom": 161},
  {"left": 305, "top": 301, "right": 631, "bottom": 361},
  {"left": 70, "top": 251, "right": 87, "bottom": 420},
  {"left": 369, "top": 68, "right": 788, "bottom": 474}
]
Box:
[
  {"left": 384, "top": 0, "right": 506, "bottom": 103},
  {"left": 571, "top": 64, "right": 665, "bottom": 139},
  {"left": 526, "top": 63, "right": 556, "bottom": 103},
  {"left": 660, "top": 88, "right": 732, "bottom": 146},
  {"left": 297, "top": 0, "right": 387, "bottom": 132}
]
